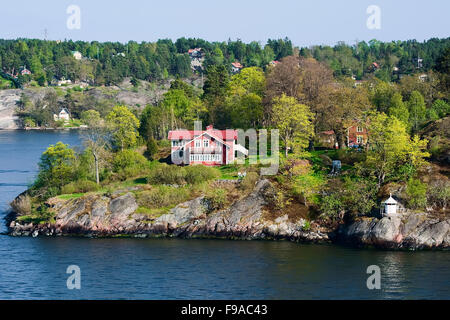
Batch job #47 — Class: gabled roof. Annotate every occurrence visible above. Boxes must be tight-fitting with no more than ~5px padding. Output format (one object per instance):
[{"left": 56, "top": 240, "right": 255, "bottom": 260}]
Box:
[
  {"left": 231, "top": 62, "right": 243, "bottom": 69},
  {"left": 168, "top": 128, "right": 238, "bottom": 141},
  {"left": 180, "top": 131, "right": 232, "bottom": 150}
]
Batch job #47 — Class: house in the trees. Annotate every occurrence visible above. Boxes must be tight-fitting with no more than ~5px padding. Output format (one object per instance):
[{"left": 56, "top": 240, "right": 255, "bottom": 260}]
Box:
[
  {"left": 347, "top": 123, "right": 368, "bottom": 148},
  {"left": 20, "top": 67, "right": 32, "bottom": 76},
  {"left": 231, "top": 62, "right": 243, "bottom": 74},
  {"left": 72, "top": 51, "right": 83, "bottom": 60},
  {"left": 53, "top": 108, "right": 71, "bottom": 122},
  {"left": 188, "top": 48, "right": 205, "bottom": 72},
  {"left": 317, "top": 122, "right": 369, "bottom": 149},
  {"left": 168, "top": 125, "right": 248, "bottom": 166},
  {"left": 317, "top": 130, "right": 338, "bottom": 149}
]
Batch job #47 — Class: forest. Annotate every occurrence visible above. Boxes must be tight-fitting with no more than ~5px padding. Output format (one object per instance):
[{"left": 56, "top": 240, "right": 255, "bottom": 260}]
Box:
[{"left": 0, "top": 37, "right": 449, "bottom": 86}]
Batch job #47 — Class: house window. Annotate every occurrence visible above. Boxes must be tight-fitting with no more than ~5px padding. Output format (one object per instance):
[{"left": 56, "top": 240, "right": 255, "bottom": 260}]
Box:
[
  {"left": 357, "top": 135, "right": 364, "bottom": 144},
  {"left": 203, "top": 139, "right": 209, "bottom": 148},
  {"left": 195, "top": 140, "right": 201, "bottom": 148},
  {"left": 357, "top": 126, "right": 363, "bottom": 133}
]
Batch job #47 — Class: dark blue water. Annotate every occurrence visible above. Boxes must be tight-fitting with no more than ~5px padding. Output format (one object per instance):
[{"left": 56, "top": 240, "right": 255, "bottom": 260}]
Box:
[{"left": 0, "top": 130, "right": 449, "bottom": 300}]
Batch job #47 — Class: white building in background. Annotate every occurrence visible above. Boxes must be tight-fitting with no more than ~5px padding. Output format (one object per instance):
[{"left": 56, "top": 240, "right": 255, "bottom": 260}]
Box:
[
  {"left": 54, "top": 108, "right": 71, "bottom": 122},
  {"left": 72, "top": 51, "right": 83, "bottom": 60}
]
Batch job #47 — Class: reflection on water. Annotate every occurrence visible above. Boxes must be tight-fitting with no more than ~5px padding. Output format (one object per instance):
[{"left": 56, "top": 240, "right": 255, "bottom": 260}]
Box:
[{"left": 0, "top": 131, "right": 449, "bottom": 300}]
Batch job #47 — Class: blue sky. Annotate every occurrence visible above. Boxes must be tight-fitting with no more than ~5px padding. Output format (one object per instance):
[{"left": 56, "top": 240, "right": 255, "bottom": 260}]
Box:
[{"left": 1, "top": 0, "right": 449, "bottom": 46}]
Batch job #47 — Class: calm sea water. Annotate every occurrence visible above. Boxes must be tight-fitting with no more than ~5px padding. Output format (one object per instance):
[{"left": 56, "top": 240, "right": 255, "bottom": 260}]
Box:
[{"left": 0, "top": 130, "right": 449, "bottom": 300}]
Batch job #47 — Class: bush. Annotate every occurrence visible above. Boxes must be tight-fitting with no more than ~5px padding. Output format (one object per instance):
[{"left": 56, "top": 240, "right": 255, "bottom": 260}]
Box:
[
  {"left": 320, "top": 193, "right": 344, "bottom": 219},
  {"left": 405, "top": 178, "right": 428, "bottom": 210},
  {"left": 240, "top": 172, "right": 259, "bottom": 192},
  {"left": 427, "top": 180, "right": 449, "bottom": 210},
  {"left": 146, "top": 137, "right": 158, "bottom": 160},
  {"left": 113, "top": 150, "right": 149, "bottom": 180},
  {"left": 185, "top": 165, "right": 220, "bottom": 185},
  {"left": 206, "top": 188, "right": 227, "bottom": 211},
  {"left": 137, "top": 186, "right": 189, "bottom": 208},
  {"left": 147, "top": 164, "right": 220, "bottom": 185},
  {"left": 147, "top": 163, "right": 186, "bottom": 185},
  {"left": 61, "top": 180, "right": 99, "bottom": 195}
]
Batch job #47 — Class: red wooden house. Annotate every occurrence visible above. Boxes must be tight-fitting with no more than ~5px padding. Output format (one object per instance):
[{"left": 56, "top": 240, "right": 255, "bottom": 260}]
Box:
[
  {"left": 347, "top": 123, "right": 369, "bottom": 148},
  {"left": 168, "top": 125, "right": 247, "bottom": 166}
]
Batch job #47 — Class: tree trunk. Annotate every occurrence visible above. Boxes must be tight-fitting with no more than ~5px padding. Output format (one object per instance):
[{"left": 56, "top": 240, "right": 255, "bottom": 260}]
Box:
[{"left": 93, "top": 152, "right": 100, "bottom": 185}]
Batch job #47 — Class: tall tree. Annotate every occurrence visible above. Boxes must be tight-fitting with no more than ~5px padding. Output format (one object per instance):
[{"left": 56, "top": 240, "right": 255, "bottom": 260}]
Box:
[
  {"left": 106, "top": 105, "right": 140, "bottom": 151},
  {"left": 271, "top": 94, "right": 314, "bottom": 157}
]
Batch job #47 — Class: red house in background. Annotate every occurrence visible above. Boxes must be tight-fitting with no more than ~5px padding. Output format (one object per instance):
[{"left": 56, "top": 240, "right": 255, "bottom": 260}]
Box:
[
  {"left": 347, "top": 123, "right": 369, "bottom": 148},
  {"left": 168, "top": 125, "right": 247, "bottom": 166}
]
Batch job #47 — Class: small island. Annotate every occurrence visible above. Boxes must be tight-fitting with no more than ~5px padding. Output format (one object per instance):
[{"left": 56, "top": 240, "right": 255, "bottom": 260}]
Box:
[{"left": 2, "top": 38, "right": 449, "bottom": 250}]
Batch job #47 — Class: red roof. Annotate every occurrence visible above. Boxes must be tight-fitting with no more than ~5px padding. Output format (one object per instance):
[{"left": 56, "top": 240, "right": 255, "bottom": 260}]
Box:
[
  {"left": 168, "top": 127, "right": 238, "bottom": 141},
  {"left": 320, "top": 130, "right": 335, "bottom": 135},
  {"left": 231, "top": 62, "right": 243, "bottom": 69}
]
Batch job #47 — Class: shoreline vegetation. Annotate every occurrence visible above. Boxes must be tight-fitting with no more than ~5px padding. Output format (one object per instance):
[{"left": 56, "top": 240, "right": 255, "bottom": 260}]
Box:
[{"left": 2, "top": 36, "right": 449, "bottom": 249}]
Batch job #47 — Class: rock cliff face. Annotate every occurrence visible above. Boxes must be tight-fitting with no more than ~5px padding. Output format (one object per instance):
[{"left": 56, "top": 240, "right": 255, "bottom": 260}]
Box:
[
  {"left": 337, "top": 214, "right": 450, "bottom": 249},
  {"left": 0, "top": 89, "right": 21, "bottom": 129},
  {"left": 8, "top": 180, "right": 329, "bottom": 243},
  {"left": 7, "top": 179, "right": 450, "bottom": 250}
]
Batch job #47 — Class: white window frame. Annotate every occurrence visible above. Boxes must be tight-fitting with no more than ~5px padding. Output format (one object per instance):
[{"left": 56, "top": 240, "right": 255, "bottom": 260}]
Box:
[
  {"left": 357, "top": 126, "right": 363, "bottom": 133},
  {"left": 195, "top": 140, "right": 201, "bottom": 148},
  {"left": 203, "top": 139, "right": 209, "bottom": 148},
  {"left": 357, "top": 135, "right": 364, "bottom": 144}
]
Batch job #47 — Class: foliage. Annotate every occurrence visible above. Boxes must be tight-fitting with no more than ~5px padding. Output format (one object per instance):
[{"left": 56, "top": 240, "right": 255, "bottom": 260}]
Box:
[
  {"left": 106, "top": 105, "right": 140, "bottom": 150},
  {"left": 61, "top": 180, "right": 99, "bottom": 195},
  {"left": 361, "top": 112, "right": 429, "bottom": 186},
  {"left": 184, "top": 165, "right": 221, "bottom": 185},
  {"left": 205, "top": 188, "right": 227, "bottom": 211},
  {"left": 137, "top": 186, "right": 190, "bottom": 209},
  {"left": 146, "top": 137, "right": 158, "bottom": 160},
  {"left": 34, "top": 142, "right": 76, "bottom": 193},
  {"left": 112, "top": 150, "right": 149, "bottom": 181},
  {"left": 405, "top": 178, "right": 428, "bottom": 210},
  {"left": 271, "top": 94, "right": 314, "bottom": 156},
  {"left": 147, "top": 163, "right": 219, "bottom": 185},
  {"left": 240, "top": 172, "right": 260, "bottom": 192},
  {"left": 427, "top": 180, "right": 450, "bottom": 210},
  {"left": 408, "top": 91, "right": 426, "bottom": 132}
]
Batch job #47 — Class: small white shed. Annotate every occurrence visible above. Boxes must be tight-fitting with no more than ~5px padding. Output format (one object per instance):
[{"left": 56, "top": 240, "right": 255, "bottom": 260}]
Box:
[{"left": 380, "top": 194, "right": 403, "bottom": 217}]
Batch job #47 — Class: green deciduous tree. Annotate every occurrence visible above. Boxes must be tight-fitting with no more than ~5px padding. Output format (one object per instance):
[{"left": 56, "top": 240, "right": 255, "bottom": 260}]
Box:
[
  {"left": 408, "top": 90, "right": 426, "bottom": 132},
  {"left": 35, "top": 142, "right": 76, "bottom": 193},
  {"left": 388, "top": 92, "right": 409, "bottom": 126},
  {"left": 106, "top": 105, "right": 140, "bottom": 151},
  {"left": 271, "top": 94, "right": 314, "bottom": 157}
]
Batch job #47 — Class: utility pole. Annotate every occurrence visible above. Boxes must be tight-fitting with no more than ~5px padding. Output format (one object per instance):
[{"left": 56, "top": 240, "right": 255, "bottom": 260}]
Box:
[{"left": 44, "top": 29, "right": 48, "bottom": 41}]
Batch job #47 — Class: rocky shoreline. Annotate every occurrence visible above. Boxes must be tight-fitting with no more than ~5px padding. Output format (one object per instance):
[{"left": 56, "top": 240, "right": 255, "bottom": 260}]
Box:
[{"left": 6, "top": 179, "right": 450, "bottom": 250}]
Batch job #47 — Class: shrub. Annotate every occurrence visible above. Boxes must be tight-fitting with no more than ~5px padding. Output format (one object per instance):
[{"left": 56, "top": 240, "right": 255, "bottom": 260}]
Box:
[
  {"left": 61, "top": 180, "right": 99, "bottom": 195},
  {"left": 147, "top": 163, "right": 186, "bottom": 185},
  {"left": 427, "top": 180, "right": 449, "bottom": 209},
  {"left": 320, "top": 193, "right": 344, "bottom": 219},
  {"left": 146, "top": 137, "right": 158, "bottom": 160},
  {"left": 113, "top": 150, "right": 149, "bottom": 180},
  {"left": 240, "top": 172, "right": 259, "bottom": 192},
  {"left": 137, "top": 186, "right": 189, "bottom": 208},
  {"left": 185, "top": 165, "right": 221, "bottom": 185},
  {"left": 206, "top": 188, "right": 227, "bottom": 211},
  {"left": 405, "top": 178, "right": 428, "bottom": 210}
]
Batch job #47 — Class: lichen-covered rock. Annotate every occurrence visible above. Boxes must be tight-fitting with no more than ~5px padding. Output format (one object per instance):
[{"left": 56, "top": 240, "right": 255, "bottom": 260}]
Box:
[
  {"left": 339, "top": 213, "right": 450, "bottom": 249},
  {"left": 7, "top": 179, "right": 449, "bottom": 250}
]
